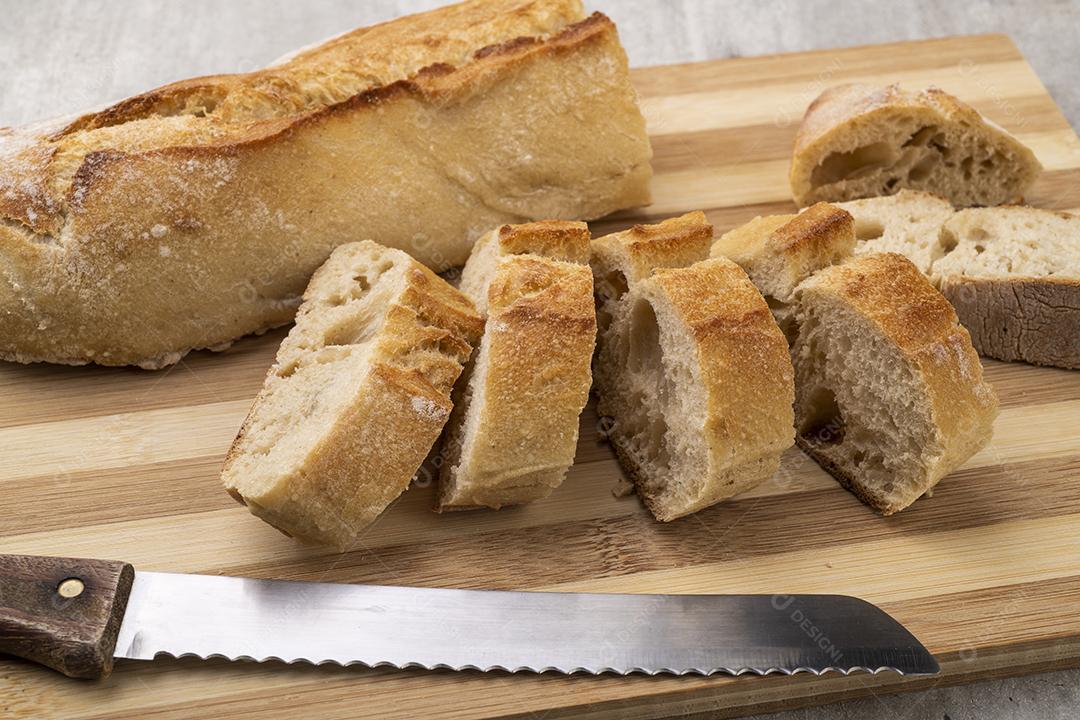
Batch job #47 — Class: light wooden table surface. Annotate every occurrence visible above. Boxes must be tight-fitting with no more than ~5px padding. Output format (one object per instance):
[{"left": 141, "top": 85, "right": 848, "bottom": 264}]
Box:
[{"left": 2, "top": 2, "right": 1078, "bottom": 719}]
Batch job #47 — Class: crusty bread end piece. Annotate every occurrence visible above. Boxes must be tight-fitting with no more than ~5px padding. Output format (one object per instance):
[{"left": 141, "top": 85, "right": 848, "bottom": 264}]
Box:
[
  {"left": 595, "top": 256, "right": 795, "bottom": 521},
  {"left": 711, "top": 203, "right": 855, "bottom": 339},
  {"left": 792, "top": 253, "right": 999, "bottom": 514},
  {"left": 790, "top": 84, "right": 1041, "bottom": 208},
  {"left": 934, "top": 206, "right": 1080, "bottom": 369},
  {"left": 222, "top": 240, "right": 482, "bottom": 548},
  {"left": 439, "top": 249, "right": 595, "bottom": 510}
]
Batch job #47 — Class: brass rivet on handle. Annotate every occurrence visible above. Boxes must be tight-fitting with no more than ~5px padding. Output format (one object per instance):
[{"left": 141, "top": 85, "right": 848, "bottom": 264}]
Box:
[{"left": 58, "top": 578, "right": 85, "bottom": 598}]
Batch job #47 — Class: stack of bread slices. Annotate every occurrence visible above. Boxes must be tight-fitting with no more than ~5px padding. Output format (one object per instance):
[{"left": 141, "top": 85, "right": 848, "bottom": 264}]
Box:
[
  {"left": 790, "top": 83, "right": 1078, "bottom": 370},
  {"left": 712, "top": 204, "right": 999, "bottom": 514},
  {"left": 224, "top": 203, "right": 1005, "bottom": 546}
]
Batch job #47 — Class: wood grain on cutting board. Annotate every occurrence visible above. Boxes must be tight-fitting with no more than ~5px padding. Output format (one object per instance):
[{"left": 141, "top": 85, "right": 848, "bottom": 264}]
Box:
[{"left": 1, "top": 33, "right": 1079, "bottom": 720}]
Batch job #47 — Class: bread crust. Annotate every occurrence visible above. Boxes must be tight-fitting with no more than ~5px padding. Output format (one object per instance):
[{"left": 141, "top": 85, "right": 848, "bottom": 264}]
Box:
[
  {"left": 795, "top": 253, "right": 999, "bottom": 513},
  {"left": 939, "top": 276, "right": 1080, "bottom": 370},
  {"left": 590, "top": 211, "right": 714, "bottom": 338},
  {"left": 494, "top": 220, "right": 592, "bottom": 263},
  {"left": 438, "top": 253, "right": 595, "bottom": 510},
  {"left": 222, "top": 241, "right": 482, "bottom": 548},
  {"left": 0, "top": 4, "right": 650, "bottom": 368},
  {"left": 457, "top": 219, "right": 591, "bottom": 313},
  {"left": 790, "top": 83, "right": 1041, "bottom": 207}
]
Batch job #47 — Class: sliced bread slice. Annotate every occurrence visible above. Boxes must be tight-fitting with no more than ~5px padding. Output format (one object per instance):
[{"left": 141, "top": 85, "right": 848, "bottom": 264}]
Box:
[
  {"left": 934, "top": 207, "right": 1080, "bottom": 368},
  {"left": 590, "top": 211, "right": 714, "bottom": 334},
  {"left": 792, "top": 253, "right": 999, "bottom": 514},
  {"left": 457, "top": 220, "right": 591, "bottom": 314},
  {"left": 711, "top": 202, "right": 855, "bottom": 339},
  {"left": 835, "top": 189, "right": 956, "bottom": 273},
  {"left": 791, "top": 84, "right": 1042, "bottom": 208},
  {"left": 222, "top": 240, "right": 483, "bottom": 548},
  {"left": 438, "top": 248, "right": 595, "bottom": 510},
  {"left": 594, "top": 256, "right": 795, "bottom": 521}
]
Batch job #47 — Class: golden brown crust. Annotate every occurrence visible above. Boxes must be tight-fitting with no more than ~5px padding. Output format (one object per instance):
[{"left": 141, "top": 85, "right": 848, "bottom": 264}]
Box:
[
  {"left": 4, "top": 10, "right": 623, "bottom": 233},
  {"left": 0, "top": 8, "right": 613, "bottom": 236},
  {"left": 591, "top": 211, "right": 715, "bottom": 284},
  {"left": 649, "top": 261, "right": 795, "bottom": 464},
  {"left": 820, "top": 253, "right": 966, "bottom": 351},
  {"left": 386, "top": 265, "right": 486, "bottom": 359},
  {"left": 793, "top": 84, "right": 913, "bottom": 160},
  {"left": 0, "top": 5, "right": 650, "bottom": 368},
  {"left": 772, "top": 203, "right": 854, "bottom": 257},
  {"left": 495, "top": 220, "right": 591, "bottom": 263},
  {"left": 457, "top": 219, "right": 592, "bottom": 314},
  {"left": 438, "top": 254, "right": 595, "bottom": 510}
]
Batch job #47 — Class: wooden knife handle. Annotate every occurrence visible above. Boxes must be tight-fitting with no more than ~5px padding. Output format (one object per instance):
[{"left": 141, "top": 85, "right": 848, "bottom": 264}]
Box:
[{"left": 0, "top": 554, "right": 134, "bottom": 679}]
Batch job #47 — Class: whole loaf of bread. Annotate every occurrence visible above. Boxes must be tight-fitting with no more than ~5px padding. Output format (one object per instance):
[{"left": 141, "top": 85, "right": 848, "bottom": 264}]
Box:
[{"left": 0, "top": 0, "right": 652, "bottom": 368}]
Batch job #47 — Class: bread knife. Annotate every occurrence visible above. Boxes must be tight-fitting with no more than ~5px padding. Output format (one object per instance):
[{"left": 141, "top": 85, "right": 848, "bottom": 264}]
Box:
[{"left": 0, "top": 554, "right": 938, "bottom": 679}]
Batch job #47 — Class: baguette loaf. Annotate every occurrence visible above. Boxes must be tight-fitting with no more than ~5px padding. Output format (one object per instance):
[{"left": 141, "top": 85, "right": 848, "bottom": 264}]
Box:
[
  {"left": 792, "top": 254, "right": 999, "bottom": 514},
  {"left": 222, "top": 240, "right": 482, "bottom": 548},
  {"left": 0, "top": 0, "right": 651, "bottom": 369},
  {"left": 935, "top": 207, "right": 1080, "bottom": 369},
  {"left": 591, "top": 214, "right": 795, "bottom": 521},
  {"left": 790, "top": 84, "right": 1041, "bottom": 208},
  {"left": 439, "top": 225, "right": 595, "bottom": 509}
]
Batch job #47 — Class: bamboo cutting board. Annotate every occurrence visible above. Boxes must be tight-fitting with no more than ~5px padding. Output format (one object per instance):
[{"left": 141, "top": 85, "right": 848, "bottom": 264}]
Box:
[{"left": 2, "top": 33, "right": 1080, "bottom": 720}]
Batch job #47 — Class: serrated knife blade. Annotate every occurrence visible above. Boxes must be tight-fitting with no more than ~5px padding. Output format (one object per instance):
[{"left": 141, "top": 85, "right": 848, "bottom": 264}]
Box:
[
  {"left": 0, "top": 555, "right": 938, "bottom": 679},
  {"left": 115, "top": 571, "right": 937, "bottom": 676}
]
